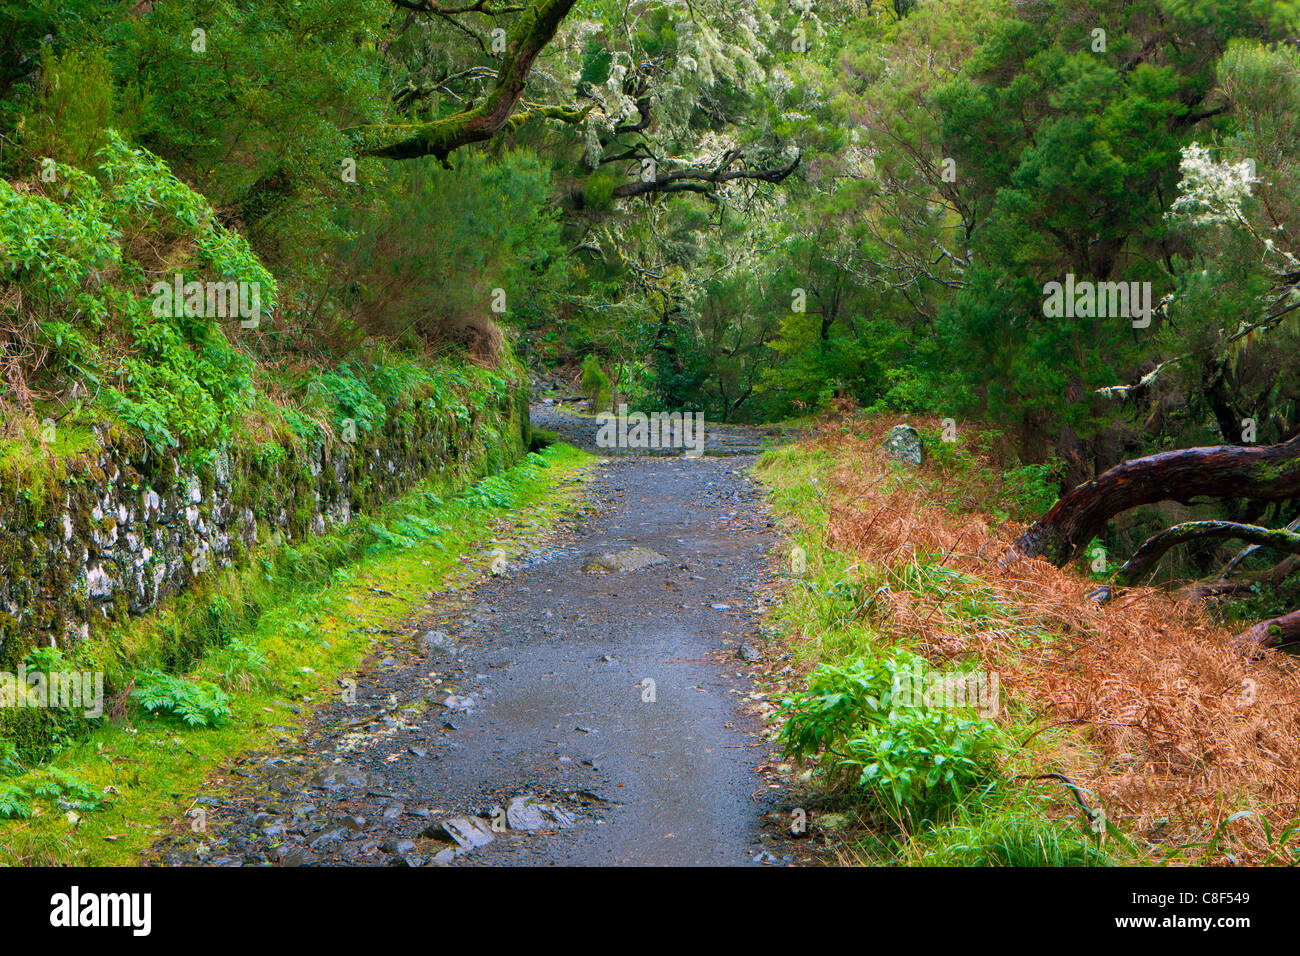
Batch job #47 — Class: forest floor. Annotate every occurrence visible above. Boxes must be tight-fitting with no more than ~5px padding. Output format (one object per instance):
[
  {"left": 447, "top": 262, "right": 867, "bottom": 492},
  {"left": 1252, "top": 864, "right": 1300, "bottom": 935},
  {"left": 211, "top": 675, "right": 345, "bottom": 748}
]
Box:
[
  {"left": 16, "top": 406, "right": 1296, "bottom": 867},
  {"left": 146, "top": 424, "right": 824, "bottom": 866},
  {"left": 754, "top": 414, "right": 1300, "bottom": 866}
]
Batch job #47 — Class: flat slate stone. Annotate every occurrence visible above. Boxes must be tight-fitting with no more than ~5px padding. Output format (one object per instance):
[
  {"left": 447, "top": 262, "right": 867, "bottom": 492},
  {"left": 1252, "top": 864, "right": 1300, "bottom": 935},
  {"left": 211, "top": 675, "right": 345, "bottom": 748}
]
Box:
[
  {"left": 506, "top": 795, "right": 576, "bottom": 831},
  {"left": 434, "top": 817, "right": 495, "bottom": 850},
  {"left": 581, "top": 547, "right": 668, "bottom": 573}
]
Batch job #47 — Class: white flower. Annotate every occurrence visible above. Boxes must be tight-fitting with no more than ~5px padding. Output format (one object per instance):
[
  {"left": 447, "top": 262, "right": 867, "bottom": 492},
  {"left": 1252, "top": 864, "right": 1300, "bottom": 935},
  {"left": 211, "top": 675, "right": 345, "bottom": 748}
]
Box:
[
  {"left": 769, "top": 68, "right": 794, "bottom": 99},
  {"left": 1166, "top": 143, "right": 1257, "bottom": 227}
]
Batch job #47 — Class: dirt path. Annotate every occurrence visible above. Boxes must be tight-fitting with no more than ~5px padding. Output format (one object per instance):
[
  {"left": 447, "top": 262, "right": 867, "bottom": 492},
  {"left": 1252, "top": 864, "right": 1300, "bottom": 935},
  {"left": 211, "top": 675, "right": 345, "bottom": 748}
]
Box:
[
  {"left": 529, "top": 404, "right": 791, "bottom": 457},
  {"left": 152, "top": 439, "right": 800, "bottom": 866}
]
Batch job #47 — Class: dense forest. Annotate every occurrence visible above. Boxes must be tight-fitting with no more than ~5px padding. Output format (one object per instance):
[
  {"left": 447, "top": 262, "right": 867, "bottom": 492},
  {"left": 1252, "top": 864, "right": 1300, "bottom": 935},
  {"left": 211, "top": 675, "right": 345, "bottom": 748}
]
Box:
[
  {"left": 5, "top": 0, "right": 1294, "bottom": 621},
  {"left": 4, "top": 0, "right": 1297, "bottom": 506},
  {"left": 5, "top": 0, "right": 1295, "bottom": 430},
  {"left": 1, "top": 0, "right": 1299, "bottom": 874}
]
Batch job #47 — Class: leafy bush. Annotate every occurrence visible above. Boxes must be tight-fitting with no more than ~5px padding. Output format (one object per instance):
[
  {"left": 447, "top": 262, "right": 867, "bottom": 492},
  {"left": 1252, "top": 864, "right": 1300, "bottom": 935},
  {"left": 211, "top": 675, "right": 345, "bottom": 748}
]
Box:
[
  {"left": 779, "top": 653, "right": 1001, "bottom": 825},
  {"left": 0, "top": 646, "right": 99, "bottom": 766},
  {"left": 311, "top": 361, "right": 390, "bottom": 437},
  {"left": 23, "top": 644, "right": 67, "bottom": 675},
  {"left": 1000, "top": 461, "right": 1062, "bottom": 521},
  {"left": 1, "top": 131, "right": 274, "bottom": 460},
  {"left": 131, "top": 670, "right": 232, "bottom": 727}
]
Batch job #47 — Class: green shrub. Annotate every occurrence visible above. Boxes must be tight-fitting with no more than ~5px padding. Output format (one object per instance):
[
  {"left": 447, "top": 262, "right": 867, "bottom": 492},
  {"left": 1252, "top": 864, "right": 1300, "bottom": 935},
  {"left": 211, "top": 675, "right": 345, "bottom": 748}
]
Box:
[
  {"left": 1001, "top": 461, "right": 1062, "bottom": 521},
  {"left": 779, "top": 653, "right": 1001, "bottom": 826},
  {"left": 0, "top": 647, "right": 98, "bottom": 766},
  {"left": 580, "top": 354, "right": 612, "bottom": 411},
  {"left": 1, "top": 130, "right": 275, "bottom": 461}
]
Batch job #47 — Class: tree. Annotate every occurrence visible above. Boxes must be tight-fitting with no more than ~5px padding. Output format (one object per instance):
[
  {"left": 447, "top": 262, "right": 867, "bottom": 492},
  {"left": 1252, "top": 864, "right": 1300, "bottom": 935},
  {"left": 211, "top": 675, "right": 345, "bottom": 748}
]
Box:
[{"left": 1006, "top": 433, "right": 1300, "bottom": 567}]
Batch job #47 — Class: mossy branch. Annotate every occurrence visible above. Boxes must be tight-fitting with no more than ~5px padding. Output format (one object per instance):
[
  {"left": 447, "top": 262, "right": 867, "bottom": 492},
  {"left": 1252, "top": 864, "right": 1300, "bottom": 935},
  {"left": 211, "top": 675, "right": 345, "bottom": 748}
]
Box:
[
  {"left": 350, "top": 0, "right": 578, "bottom": 162},
  {"left": 508, "top": 102, "right": 594, "bottom": 129},
  {"left": 1115, "top": 520, "right": 1300, "bottom": 586}
]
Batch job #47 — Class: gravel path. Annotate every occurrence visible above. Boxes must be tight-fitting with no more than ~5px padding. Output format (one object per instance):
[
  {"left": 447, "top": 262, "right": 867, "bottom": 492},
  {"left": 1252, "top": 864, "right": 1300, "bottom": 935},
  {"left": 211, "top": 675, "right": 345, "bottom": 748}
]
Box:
[
  {"left": 529, "top": 404, "right": 789, "bottom": 457},
  {"left": 150, "top": 454, "right": 805, "bottom": 867}
]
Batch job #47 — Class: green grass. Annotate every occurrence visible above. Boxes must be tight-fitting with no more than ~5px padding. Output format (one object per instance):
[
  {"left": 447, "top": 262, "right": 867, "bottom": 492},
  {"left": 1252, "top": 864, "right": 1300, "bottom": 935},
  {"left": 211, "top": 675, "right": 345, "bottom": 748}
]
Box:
[
  {"left": 0, "top": 442, "right": 594, "bottom": 865},
  {"left": 898, "top": 790, "right": 1113, "bottom": 867}
]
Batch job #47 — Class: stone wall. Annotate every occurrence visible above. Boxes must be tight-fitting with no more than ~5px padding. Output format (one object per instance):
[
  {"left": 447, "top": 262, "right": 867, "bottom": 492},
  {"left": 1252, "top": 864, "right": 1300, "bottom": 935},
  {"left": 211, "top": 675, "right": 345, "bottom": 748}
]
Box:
[{"left": 0, "top": 385, "right": 526, "bottom": 665}]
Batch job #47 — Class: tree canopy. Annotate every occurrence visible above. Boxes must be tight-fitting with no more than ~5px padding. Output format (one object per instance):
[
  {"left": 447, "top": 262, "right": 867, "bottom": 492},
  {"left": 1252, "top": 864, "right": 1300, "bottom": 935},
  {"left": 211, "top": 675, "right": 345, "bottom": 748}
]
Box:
[{"left": 1, "top": 0, "right": 1298, "bottom": 611}]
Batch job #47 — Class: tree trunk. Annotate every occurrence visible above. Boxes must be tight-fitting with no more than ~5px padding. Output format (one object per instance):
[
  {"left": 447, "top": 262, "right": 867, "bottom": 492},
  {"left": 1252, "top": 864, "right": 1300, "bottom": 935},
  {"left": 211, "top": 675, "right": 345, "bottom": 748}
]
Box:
[
  {"left": 1114, "top": 520, "right": 1300, "bottom": 585},
  {"left": 1174, "top": 552, "right": 1300, "bottom": 601},
  {"left": 1005, "top": 434, "right": 1300, "bottom": 566},
  {"left": 1237, "top": 608, "right": 1300, "bottom": 647}
]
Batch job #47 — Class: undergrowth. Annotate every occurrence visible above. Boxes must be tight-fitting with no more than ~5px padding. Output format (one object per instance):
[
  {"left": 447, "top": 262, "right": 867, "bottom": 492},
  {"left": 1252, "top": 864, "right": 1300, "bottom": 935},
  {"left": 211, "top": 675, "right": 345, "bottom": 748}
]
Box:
[
  {"left": 758, "top": 414, "right": 1300, "bottom": 866},
  {"left": 756, "top": 420, "right": 1123, "bottom": 865}
]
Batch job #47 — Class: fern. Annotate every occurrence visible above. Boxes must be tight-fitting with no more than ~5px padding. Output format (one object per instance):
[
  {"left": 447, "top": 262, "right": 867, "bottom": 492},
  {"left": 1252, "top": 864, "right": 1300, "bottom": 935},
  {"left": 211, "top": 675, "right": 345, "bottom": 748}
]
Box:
[
  {"left": 131, "top": 670, "right": 232, "bottom": 727},
  {"left": 0, "top": 784, "right": 32, "bottom": 820},
  {"left": 0, "top": 741, "right": 24, "bottom": 779}
]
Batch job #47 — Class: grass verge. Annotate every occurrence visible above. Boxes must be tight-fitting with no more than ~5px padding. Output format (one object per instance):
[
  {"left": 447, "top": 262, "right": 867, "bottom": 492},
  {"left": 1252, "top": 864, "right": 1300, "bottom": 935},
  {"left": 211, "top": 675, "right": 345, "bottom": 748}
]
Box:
[{"left": 0, "top": 442, "right": 594, "bottom": 865}]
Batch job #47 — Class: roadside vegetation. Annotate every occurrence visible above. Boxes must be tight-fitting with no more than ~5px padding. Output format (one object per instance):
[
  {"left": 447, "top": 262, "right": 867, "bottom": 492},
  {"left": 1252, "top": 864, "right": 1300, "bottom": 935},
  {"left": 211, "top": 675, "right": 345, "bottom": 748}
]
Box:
[
  {"left": 0, "top": 443, "right": 592, "bottom": 865},
  {"left": 757, "top": 415, "right": 1300, "bottom": 866},
  {"left": 2, "top": 0, "right": 1298, "bottom": 870}
]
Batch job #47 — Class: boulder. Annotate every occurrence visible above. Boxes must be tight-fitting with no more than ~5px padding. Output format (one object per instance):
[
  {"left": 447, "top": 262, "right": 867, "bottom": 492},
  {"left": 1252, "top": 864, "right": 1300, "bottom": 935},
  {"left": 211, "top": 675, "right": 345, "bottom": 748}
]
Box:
[{"left": 881, "top": 424, "right": 924, "bottom": 467}]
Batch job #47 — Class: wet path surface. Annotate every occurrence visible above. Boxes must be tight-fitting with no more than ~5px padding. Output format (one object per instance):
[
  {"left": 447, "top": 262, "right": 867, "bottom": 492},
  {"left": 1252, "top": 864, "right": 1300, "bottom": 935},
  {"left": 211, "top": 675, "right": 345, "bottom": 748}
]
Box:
[
  {"left": 153, "top": 455, "right": 796, "bottom": 866},
  {"left": 530, "top": 404, "right": 790, "bottom": 457}
]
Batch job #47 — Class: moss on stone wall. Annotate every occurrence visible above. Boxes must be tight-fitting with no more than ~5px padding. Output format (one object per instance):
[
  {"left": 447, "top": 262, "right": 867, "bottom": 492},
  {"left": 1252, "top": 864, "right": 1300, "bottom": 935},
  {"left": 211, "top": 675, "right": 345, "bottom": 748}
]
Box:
[{"left": 0, "top": 373, "right": 527, "bottom": 671}]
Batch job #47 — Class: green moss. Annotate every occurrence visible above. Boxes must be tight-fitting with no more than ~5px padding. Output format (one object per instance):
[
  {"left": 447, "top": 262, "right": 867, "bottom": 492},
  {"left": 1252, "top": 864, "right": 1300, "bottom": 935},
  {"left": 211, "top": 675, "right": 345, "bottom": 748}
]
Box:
[
  {"left": 1, "top": 366, "right": 529, "bottom": 754},
  {"left": 0, "top": 442, "right": 592, "bottom": 864}
]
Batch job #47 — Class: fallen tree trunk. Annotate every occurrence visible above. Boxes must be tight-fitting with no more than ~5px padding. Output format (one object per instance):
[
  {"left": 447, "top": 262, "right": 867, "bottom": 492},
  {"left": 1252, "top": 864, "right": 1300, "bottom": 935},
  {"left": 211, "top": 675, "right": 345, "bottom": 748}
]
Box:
[
  {"left": 1220, "top": 514, "right": 1300, "bottom": 578},
  {"left": 1005, "top": 433, "right": 1300, "bottom": 567},
  {"left": 1115, "top": 520, "right": 1300, "bottom": 585},
  {"left": 1237, "top": 608, "right": 1300, "bottom": 647},
  {"left": 1174, "top": 552, "right": 1299, "bottom": 601}
]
